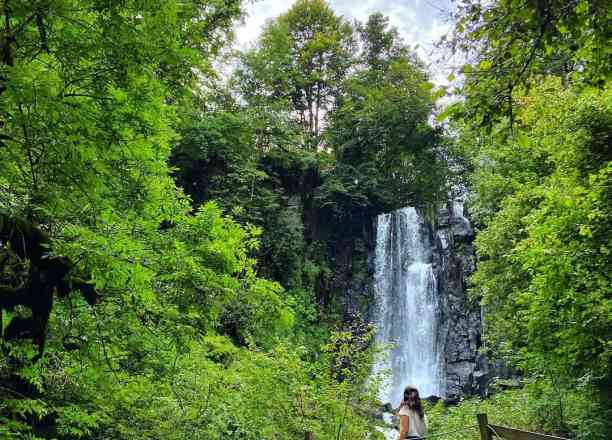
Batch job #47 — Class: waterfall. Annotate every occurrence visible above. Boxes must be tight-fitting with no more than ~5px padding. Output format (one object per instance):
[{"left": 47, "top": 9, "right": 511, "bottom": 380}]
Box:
[{"left": 373, "top": 207, "right": 443, "bottom": 406}]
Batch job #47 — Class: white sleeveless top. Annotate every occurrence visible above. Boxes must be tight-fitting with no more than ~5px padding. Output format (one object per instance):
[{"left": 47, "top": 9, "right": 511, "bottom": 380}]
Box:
[{"left": 398, "top": 406, "right": 427, "bottom": 438}]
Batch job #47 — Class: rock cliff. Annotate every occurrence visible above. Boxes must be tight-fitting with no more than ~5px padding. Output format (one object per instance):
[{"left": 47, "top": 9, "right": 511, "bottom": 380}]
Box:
[
  {"left": 433, "top": 202, "right": 487, "bottom": 399},
  {"left": 352, "top": 202, "right": 486, "bottom": 400}
]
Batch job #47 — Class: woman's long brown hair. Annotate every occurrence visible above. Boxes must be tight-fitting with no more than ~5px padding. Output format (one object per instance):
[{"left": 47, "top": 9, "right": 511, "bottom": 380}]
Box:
[{"left": 400, "top": 385, "right": 424, "bottom": 418}]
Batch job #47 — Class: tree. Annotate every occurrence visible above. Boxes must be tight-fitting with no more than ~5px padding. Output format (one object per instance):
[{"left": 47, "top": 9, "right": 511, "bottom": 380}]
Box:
[
  {"left": 0, "top": 4, "right": 387, "bottom": 438},
  {"left": 0, "top": 1, "right": 280, "bottom": 436},
  {"left": 456, "top": 81, "right": 612, "bottom": 439},
  {"left": 357, "top": 13, "right": 408, "bottom": 73},
  {"left": 446, "top": 0, "right": 611, "bottom": 127},
  {"left": 320, "top": 15, "right": 447, "bottom": 219},
  {"left": 445, "top": 3, "right": 612, "bottom": 436},
  {"left": 237, "top": 0, "right": 355, "bottom": 148}
]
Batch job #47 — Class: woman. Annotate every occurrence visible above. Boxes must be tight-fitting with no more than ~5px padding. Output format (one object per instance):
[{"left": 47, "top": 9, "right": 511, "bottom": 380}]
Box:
[{"left": 397, "top": 385, "right": 427, "bottom": 440}]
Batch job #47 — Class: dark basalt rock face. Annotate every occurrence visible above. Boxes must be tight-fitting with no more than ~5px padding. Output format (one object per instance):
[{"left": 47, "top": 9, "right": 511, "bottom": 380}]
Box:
[
  {"left": 432, "top": 202, "right": 487, "bottom": 399},
  {"left": 334, "top": 201, "right": 486, "bottom": 400},
  {"left": 350, "top": 202, "right": 486, "bottom": 400}
]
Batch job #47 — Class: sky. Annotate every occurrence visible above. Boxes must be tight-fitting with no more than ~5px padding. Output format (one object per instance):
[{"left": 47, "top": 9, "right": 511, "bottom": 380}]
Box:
[{"left": 234, "top": 0, "right": 456, "bottom": 85}]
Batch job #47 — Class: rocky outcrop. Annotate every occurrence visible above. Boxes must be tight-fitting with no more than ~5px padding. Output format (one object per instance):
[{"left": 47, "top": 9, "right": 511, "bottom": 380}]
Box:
[
  {"left": 433, "top": 202, "right": 487, "bottom": 399},
  {"left": 347, "top": 201, "right": 486, "bottom": 400}
]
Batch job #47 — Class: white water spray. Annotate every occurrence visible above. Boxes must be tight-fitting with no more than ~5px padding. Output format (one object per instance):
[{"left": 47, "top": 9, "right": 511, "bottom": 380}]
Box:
[{"left": 373, "top": 207, "right": 443, "bottom": 407}]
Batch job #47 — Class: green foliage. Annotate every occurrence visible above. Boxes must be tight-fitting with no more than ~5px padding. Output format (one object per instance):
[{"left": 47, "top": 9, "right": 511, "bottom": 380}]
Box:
[
  {"left": 446, "top": 1, "right": 612, "bottom": 436},
  {"left": 0, "top": 2, "right": 392, "bottom": 438},
  {"left": 357, "top": 13, "right": 409, "bottom": 73},
  {"left": 321, "top": 22, "right": 447, "bottom": 217},
  {"left": 0, "top": 0, "right": 241, "bottom": 221},
  {"left": 426, "top": 389, "right": 535, "bottom": 440},
  {"left": 446, "top": 0, "right": 611, "bottom": 126},
  {"left": 171, "top": 109, "right": 286, "bottom": 228},
  {"left": 453, "top": 81, "right": 612, "bottom": 438},
  {"left": 427, "top": 381, "right": 611, "bottom": 440},
  {"left": 237, "top": 0, "right": 355, "bottom": 146},
  {"left": 466, "top": 82, "right": 612, "bottom": 379},
  {"left": 26, "top": 328, "right": 381, "bottom": 440}
]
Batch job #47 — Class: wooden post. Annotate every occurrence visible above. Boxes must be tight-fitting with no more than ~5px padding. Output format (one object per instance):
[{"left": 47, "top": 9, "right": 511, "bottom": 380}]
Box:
[
  {"left": 477, "top": 413, "right": 492, "bottom": 440},
  {"left": 305, "top": 431, "right": 314, "bottom": 440}
]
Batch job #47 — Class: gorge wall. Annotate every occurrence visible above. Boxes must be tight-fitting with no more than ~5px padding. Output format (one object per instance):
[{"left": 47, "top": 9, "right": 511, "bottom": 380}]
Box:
[
  {"left": 239, "top": 156, "right": 487, "bottom": 400},
  {"left": 434, "top": 203, "right": 487, "bottom": 399},
  {"left": 337, "top": 202, "right": 486, "bottom": 401}
]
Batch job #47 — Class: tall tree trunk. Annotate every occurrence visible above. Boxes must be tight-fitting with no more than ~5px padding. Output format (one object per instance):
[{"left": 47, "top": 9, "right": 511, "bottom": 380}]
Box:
[
  {"left": 306, "top": 86, "right": 314, "bottom": 144},
  {"left": 315, "top": 82, "right": 321, "bottom": 143}
]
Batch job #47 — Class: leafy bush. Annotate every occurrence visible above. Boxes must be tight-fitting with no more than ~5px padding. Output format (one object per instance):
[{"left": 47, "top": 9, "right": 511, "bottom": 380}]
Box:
[{"left": 427, "top": 383, "right": 610, "bottom": 440}]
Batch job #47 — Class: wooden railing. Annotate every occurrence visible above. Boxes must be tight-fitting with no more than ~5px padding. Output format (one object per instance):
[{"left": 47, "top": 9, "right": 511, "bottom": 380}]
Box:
[
  {"left": 304, "top": 413, "right": 570, "bottom": 440},
  {"left": 477, "top": 413, "right": 569, "bottom": 440}
]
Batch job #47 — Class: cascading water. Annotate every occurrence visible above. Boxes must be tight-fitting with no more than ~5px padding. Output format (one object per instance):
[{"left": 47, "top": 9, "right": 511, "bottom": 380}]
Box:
[{"left": 372, "top": 207, "right": 443, "bottom": 407}]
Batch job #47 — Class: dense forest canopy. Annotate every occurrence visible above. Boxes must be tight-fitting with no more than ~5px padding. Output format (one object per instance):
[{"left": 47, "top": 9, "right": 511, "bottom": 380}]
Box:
[
  {"left": 0, "top": 0, "right": 610, "bottom": 439},
  {"left": 444, "top": 0, "right": 611, "bottom": 438}
]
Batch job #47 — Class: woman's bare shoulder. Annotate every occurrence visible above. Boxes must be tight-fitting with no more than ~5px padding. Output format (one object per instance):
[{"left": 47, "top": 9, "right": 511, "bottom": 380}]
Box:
[{"left": 397, "top": 405, "right": 411, "bottom": 416}]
